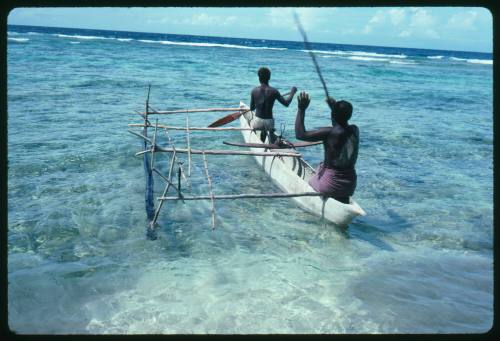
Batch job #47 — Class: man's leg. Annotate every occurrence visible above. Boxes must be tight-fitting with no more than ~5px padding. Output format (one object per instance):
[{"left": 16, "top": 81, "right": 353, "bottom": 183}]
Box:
[{"left": 260, "top": 130, "right": 267, "bottom": 143}]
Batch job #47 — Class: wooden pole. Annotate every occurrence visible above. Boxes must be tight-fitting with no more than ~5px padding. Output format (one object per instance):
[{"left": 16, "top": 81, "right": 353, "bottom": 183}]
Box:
[
  {"left": 150, "top": 118, "right": 159, "bottom": 171},
  {"left": 129, "top": 129, "right": 153, "bottom": 143},
  {"left": 163, "top": 128, "right": 190, "bottom": 189},
  {"left": 144, "top": 85, "right": 156, "bottom": 239},
  {"left": 152, "top": 168, "right": 184, "bottom": 202},
  {"left": 136, "top": 147, "right": 302, "bottom": 158},
  {"left": 129, "top": 123, "right": 253, "bottom": 131},
  {"left": 151, "top": 149, "right": 177, "bottom": 226},
  {"left": 158, "top": 192, "right": 325, "bottom": 201},
  {"left": 202, "top": 152, "right": 216, "bottom": 230},
  {"left": 137, "top": 107, "right": 245, "bottom": 115}
]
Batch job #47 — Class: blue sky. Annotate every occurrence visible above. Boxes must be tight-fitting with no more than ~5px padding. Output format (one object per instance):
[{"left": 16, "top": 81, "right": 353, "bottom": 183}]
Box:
[{"left": 8, "top": 7, "right": 493, "bottom": 53}]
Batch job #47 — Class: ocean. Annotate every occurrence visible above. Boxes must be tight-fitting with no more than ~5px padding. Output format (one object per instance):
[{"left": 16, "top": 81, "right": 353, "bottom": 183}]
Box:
[{"left": 7, "top": 25, "right": 493, "bottom": 334}]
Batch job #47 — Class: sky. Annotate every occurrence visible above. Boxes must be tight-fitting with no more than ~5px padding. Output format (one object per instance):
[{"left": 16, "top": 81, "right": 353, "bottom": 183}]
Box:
[{"left": 8, "top": 7, "right": 493, "bottom": 53}]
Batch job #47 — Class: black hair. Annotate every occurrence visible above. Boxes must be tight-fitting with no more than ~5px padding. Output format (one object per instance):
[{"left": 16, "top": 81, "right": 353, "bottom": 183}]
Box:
[
  {"left": 258, "top": 67, "right": 271, "bottom": 83},
  {"left": 333, "top": 100, "right": 353, "bottom": 124}
]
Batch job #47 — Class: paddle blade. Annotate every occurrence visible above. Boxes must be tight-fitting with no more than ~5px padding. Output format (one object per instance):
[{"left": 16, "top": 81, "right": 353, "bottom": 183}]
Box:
[{"left": 208, "top": 111, "right": 244, "bottom": 127}]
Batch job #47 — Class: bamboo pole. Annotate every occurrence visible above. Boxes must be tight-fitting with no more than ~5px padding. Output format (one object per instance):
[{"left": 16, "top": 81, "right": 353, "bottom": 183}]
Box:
[
  {"left": 186, "top": 112, "right": 192, "bottom": 177},
  {"left": 151, "top": 149, "right": 177, "bottom": 226},
  {"left": 136, "top": 147, "right": 302, "bottom": 158},
  {"left": 163, "top": 128, "right": 190, "bottom": 189},
  {"left": 148, "top": 104, "right": 160, "bottom": 114},
  {"left": 150, "top": 118, "right": 159, "bottom": 171},
  {"left": 129, "top": 123, "right": 253, "bottom": 131},
  {"left": 137, "top": 107, "right": 245, "bottom": 115},
  {"left": 158, "top": 192, "right": 325, "bottom": 201},
  {"left": 202, "top": 152, "right": 216, "bottom": 230},
  {"left": 143, "top": 85, "right": 156, "bottom": 239},
  {"left": 129, "top": 130, "right": 152, "bottom": 143},
  {"left": 152, "top": 168, "right": 184, "bottom": 202}
]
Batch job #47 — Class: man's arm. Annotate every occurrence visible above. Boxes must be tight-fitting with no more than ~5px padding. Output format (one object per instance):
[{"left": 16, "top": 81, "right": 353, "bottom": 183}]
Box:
[
  {"left": 295, "top": 91, "right": 331, "bottom": 142},
  {"left": 276, "top": 86, "right": 297, "bottom": 107}
]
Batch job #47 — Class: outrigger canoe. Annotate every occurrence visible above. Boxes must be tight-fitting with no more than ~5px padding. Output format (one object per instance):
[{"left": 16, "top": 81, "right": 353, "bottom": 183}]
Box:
[{"left": 239, "top": 102, "right": 366, "bottom": 227}]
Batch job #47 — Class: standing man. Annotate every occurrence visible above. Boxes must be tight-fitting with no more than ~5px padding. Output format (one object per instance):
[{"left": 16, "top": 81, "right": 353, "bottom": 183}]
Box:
[
  {"left": 250, "top": 67, "right": 297, "bottom": 142},
  {"left": 295, "top": 91, "right": 359, "bottom": 204}
]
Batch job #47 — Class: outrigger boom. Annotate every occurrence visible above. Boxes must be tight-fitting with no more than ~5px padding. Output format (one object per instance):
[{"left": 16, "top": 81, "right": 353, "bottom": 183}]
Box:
[{"left": 130, "top": 87, "right": 365, "bottom": 240}]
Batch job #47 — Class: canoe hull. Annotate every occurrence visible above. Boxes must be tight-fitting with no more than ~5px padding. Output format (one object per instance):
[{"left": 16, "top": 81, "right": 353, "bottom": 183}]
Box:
[{"left": 239, "top": 102, "right": 365, "bottom": 227}]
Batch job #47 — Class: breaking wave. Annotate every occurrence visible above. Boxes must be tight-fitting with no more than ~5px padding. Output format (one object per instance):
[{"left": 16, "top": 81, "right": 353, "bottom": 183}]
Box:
[
  {"left": 137, "top": 39, "right": 287, "bottom": 50},
  {"left": 450, "top": 57, "right": 492, "bottom": 65},
  {"left": 8, "top": 37, "right": 29, "bottom": 43},
  {"left": 304, "top": 49, "right": 407, "bottom": 59},
  {"left": 55, "top": 34, "right": 115, "bottom": 40}
]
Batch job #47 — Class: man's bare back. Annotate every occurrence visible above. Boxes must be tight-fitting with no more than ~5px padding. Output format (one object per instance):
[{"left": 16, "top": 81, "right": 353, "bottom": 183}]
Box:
[
  {"left": 295, "top": 91, "right": 359, "bottom": 203},
  {"left": 249, "top": 67, "right": 297, "bottom": 142},
  {"left": 250, "top": 84, "right": 295, "bottom": 119}
]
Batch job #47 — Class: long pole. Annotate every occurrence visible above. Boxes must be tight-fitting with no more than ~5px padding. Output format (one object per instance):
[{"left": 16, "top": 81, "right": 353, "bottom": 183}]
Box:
[
  {"left": 158, "top": 192, "right": 325, "bottom": 201},
  {"left": 135, "top": 147, "right": 301, "bottom": 158},
  {"left": 129, "top": 124, "right": 253, "bottom": 131},
  {"left": 139, "top": 107, "right": 245, "bottom": 115},
  {"left": 293, "top": 11, "right": 330, "bottom": 99}
]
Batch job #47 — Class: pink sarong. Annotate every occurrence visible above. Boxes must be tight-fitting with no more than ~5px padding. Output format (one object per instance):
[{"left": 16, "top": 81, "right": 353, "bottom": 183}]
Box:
[{"left": 308, "top": 163, "right": 357, "bottom": 198}]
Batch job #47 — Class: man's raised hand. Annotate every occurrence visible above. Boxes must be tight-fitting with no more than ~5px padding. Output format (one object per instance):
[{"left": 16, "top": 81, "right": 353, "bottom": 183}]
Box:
[{"left": 298, "top": 91, "right": 310, "bottom": 110}]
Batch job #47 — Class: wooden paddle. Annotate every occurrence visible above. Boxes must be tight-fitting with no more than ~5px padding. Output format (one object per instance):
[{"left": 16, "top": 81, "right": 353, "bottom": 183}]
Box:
[
  {"left": 208, "top": 91, "right": 292, "bottom": 127},
  {"left": 208, "top": 109, "right": 250, "bottom": 127}
]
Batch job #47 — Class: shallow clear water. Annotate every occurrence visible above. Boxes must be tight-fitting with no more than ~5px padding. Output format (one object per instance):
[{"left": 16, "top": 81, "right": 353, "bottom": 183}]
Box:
[{"left": 7, "top": 25, "right": 493, "bottom": 334}]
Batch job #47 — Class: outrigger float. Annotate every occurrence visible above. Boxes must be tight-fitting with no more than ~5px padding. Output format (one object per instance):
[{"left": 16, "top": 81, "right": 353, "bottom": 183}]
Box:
[{"left": 129, "top": 86, "right": 366, "bottom": 239}]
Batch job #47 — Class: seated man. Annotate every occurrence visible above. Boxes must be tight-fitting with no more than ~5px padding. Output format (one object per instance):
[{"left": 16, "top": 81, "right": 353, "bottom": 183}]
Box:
[
  {"left": 295, "top": 91, "right": 359, "bottom": 204},
  {"left": 250, "top": 67, "right": 297, "bottom": 142}
]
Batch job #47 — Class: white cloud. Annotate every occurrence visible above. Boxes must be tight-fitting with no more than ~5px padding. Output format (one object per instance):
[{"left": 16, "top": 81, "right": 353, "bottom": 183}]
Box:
[
  {"left": 398, "top": 30, "right": 411, "bottom": 38},
  {"left": 408, "top": 8, "right": 439, "bottom": 38},
  {"left": 265, "top": 7, "right": 336, "bottom": 31},
  {"left": 389, "top": 8, "right": 406, "bottom": 26},
  {"left": 409, "top": 8, "right": 435, "bottom": 27},
  {"left": 363, "top": 8, "right": 406, "bottom": 34},
  {"left": 393, "top": 8, "right": 439, "bottom": 40},
  {"left": 185, "top": 13, "right": 237, "bottom": 26},
  {"left": 447, "top": 10, "right": 478, "bottom": 30},
  {"left": 362, "top": 9, "right": 385, "bottom": 34},
  {"left": 148, "top": 12, "right": 238, "bottom": 27}
]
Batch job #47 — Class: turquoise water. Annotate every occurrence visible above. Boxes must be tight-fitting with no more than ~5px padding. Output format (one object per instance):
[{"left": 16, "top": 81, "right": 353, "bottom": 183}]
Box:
[{"left": 7, "top": 25, "right": 493, "bottom": 334}]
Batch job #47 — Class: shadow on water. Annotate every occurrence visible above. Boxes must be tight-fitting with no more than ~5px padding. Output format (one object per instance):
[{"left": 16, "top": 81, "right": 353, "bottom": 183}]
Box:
[{"left": 346, "top": 208, "right": 415, "bottom": 252}]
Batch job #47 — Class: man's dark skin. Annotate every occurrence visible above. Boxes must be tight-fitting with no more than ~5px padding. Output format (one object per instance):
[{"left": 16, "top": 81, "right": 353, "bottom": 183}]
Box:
[
  {"left": 250, "top": 67, "right": 297, "bottom": 142},
  {"left": 295, "top": 91, "right": 359, "bottom": 169},
  {"left": 295, "top": 91, "right": 359, "bottom": 204}
]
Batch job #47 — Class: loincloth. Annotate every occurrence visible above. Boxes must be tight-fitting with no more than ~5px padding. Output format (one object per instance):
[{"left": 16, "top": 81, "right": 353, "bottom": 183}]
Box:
[
  {"left": 308, "top": 163, "right": 357, "bottom": 198},
  {"left": 250, "top": 116, "right": 275, "bottom": 131}
]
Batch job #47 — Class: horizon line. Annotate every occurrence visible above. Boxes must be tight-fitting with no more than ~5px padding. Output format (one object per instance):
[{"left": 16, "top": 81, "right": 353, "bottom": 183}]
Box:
[{"left": 8, "top": 23, "right": 493, "bottom": 55}]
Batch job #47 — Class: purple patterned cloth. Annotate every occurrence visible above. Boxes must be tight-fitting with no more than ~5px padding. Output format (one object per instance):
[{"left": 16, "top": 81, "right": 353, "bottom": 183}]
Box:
[{"left": 308, "top": 163, "right": 357, "bottom": 197}]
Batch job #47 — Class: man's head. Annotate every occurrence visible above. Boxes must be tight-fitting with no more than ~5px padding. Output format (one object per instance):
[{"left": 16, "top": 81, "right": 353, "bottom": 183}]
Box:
[
  {"left": 258, "top": 67, "right": 271, "bottom": 84},
  {"left": 332, "top": 100, "right": 353, "bottom": 125}
]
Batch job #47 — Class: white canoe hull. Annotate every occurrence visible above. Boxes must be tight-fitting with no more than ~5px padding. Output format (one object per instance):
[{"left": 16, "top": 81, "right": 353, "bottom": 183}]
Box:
[{"left": 239, "top": 102, "right": 366, "bottom": 227}]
